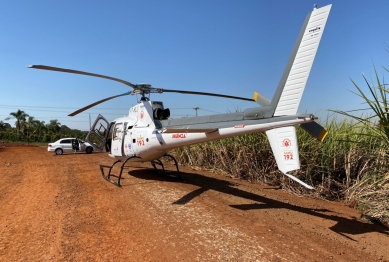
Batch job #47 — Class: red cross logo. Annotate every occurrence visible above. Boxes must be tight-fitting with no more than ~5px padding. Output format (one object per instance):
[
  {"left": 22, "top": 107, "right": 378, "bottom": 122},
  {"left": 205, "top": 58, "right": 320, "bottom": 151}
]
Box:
[{"left": 282, "top": 138, "right": 291, "bottom": 148}]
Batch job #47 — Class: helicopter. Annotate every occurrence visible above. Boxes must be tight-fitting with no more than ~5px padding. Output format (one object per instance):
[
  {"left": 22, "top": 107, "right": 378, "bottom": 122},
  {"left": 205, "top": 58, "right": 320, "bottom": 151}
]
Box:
[{"left": 28, "top": 4, "right": 331, "bottom": 190}]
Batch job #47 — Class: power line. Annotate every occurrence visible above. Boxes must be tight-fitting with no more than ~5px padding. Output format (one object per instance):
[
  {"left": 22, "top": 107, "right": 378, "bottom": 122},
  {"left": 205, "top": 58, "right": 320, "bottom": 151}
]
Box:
[
  {"left": 193, "top": 107, "right": 199, "bottom": 117},
  {"left": 0, "top": 108, "right": 128, "bottom": 117},
  {"left": 198, "top": 108, "right": 221, "bottom": 114},
  {"left": 0, "top": 104, "right": 131, "bottom": 110}
]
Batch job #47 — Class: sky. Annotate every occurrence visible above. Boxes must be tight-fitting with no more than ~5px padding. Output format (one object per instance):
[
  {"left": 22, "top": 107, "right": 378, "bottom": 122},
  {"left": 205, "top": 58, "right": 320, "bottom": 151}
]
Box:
[{"left": 1, "top": 0, "right": 389, "bottom": 131}]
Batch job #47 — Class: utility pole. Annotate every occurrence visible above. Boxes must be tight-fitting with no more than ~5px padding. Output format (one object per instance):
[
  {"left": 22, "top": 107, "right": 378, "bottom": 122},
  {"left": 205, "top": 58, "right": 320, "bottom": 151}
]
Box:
[{"left": 193, "top": 107, "right": 199, "bottom": 117}]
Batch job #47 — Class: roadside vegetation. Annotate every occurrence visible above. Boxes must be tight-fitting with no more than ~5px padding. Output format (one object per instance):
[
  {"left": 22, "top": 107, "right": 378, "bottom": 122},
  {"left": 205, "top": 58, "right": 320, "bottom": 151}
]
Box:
[
  {"left": 174, "top": 65, "right": 389, "bottom": 228},
  {"left": 0, "top": 109, "right": 87, "bottom": 144},
  {"left": 173, "top": 118, "right": 389, "bottom": 227}
]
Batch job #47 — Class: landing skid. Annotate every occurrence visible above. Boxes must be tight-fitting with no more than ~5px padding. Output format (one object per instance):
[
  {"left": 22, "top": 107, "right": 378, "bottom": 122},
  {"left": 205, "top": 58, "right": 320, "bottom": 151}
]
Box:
[
  {"left": 151, "top": 153, "right": 182, "bottom": 180},
  {"left": 99, "top": 156, "right": 140, "bottom": 188},
  {"left": 99, "top": 154, "right": 182, "bottom": 187}
]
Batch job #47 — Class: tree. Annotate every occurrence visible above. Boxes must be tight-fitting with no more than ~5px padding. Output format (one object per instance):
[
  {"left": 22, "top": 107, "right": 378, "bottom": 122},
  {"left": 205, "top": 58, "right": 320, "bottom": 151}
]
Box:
[
  {"left": 6, "top": 109, "right": 29, "bottom": 138},
  {"left": 0, "top": 121, "right": 11, "bottom": 131},
  {"left": 25, "top": 116, "right": 39, "bottom": 138},
  {"left": 25, "top": 116, "right": 42, "bottom": 143},
  {"left": 59, "top": 125, "right": 71, "bottom": 135},
  {"left": 35, "top": 121, "right": 46, "bottom": 137},
  {"left": 47, "top": 119, "right": 61, "bottom": 134}
]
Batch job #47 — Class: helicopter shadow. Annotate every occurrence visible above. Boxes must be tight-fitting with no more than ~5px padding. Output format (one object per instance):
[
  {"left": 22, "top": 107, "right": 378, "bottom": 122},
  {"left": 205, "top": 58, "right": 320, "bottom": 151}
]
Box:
[
  {"left": 127, "top": 167, "right": 389, "bottom": 239},
  {"left": 104, "top": 166, "right": 161, "bottom": 186}
]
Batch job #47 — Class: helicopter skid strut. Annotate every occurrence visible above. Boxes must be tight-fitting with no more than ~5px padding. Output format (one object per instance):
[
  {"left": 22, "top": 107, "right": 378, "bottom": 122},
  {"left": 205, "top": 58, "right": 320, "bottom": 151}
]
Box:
[
  {"left": 99, "top": 154, "right": 182, "bottom": 188},
  {"left": 99, "top": 156, "right": 140, "bottom": 188},
  {"left": 151, "top": 153, "right": 182, "bottom": 180}
]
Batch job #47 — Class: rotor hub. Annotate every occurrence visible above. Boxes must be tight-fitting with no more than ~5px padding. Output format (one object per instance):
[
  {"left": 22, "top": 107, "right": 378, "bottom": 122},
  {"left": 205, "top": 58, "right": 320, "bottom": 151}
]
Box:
[
  {"left": 136, "top": 83, "right": 152, "bottom": 89},
  {"left": 132, "top": 83, "right": 164, "bottom": 96}
]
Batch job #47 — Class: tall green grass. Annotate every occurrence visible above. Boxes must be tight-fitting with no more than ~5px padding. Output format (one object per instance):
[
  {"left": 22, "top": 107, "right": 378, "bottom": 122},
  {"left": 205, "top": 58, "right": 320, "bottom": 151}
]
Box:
[
  {"left": 172, "top": 62, "right": 389, "bottom": 227},
  {"left": 172, "top": 116, "right": 389, "bottom": 227}
]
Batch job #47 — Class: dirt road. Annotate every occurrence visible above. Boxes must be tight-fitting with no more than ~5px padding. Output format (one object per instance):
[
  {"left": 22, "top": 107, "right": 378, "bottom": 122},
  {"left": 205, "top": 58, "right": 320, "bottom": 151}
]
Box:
[{"left": 0, "top": 145, "right": 388, "bottom": 261}]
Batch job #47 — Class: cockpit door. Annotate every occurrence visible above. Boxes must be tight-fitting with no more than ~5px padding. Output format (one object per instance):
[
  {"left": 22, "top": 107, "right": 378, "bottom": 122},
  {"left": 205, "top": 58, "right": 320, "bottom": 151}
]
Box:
[
  {"left": 110, "top": 122, "right": 128, "bottom": 157},
  {"left": 86, "top": 114, "right": 110, "bottom": 152}
]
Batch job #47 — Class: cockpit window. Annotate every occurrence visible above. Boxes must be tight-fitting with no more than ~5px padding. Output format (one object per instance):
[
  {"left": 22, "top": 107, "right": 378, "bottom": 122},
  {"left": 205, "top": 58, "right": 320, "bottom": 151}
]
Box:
[{"left": 113, "top": 122, "right": 122, "bottom": 140}]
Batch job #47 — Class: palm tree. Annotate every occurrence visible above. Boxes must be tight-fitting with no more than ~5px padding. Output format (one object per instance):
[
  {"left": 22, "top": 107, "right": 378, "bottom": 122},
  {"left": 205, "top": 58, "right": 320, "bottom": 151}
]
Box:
[
  {"left": 6, "top": 109, "right": 29, "bottom": 139},
  {"left": 25, "top": 116, "right": 39, "bottom": 138},
  {"left": 47, "top": 119, "right": 61, "bottom": 134},
  {"left": 35, "top": 121, "right": 46, "bottom": 137}
]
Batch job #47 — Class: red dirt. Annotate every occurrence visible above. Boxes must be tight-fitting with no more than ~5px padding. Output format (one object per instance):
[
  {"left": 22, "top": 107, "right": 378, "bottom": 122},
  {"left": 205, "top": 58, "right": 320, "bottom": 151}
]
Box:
[{"left": 0, "top": 144, "right": 388, "bottom": 261}]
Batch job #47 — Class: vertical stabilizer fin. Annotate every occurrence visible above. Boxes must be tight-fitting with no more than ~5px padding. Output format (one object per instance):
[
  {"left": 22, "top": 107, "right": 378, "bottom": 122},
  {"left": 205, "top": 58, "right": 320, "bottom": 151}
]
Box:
[
  {"left": 266, "top": 126, "right": 314, "bottom": 189},
  {"left": 272, "top": 4, "right": 332, "bottom": 116}
]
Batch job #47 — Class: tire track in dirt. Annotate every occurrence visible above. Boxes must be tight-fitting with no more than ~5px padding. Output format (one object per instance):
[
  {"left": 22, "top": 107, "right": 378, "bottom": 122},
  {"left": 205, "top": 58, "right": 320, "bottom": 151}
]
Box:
[
  {"left": 118, "top": 164, "right": 389, "bottom": 261},
  {"left": 48, "top": 153, "right": 186, "bottom": 261},
  {"left": 117, "top": 171, "right": 279, "bottom": 261},
  {"left": 0, "top": 147, "right": 61, "bottom": 261},
  {"left": 1, "top": 146, "right": 389, "bottom": 261}
]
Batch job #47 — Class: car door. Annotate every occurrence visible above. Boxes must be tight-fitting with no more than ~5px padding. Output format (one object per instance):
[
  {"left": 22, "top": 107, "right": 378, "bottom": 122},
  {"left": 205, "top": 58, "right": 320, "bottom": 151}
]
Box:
[{"left": 60, "top": 139, "right": 72, "bottom": 152}]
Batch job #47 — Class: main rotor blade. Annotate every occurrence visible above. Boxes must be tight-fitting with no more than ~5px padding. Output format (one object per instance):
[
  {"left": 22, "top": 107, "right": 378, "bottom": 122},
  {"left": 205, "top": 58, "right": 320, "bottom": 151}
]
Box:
[
  {"left": 161, "top": 89, "right": 254, "bottom": 102},
  {"left": 68, "top": 92, "right": 131, "bottom": 116},
  {"left": 28, "top": 65, "right": 135, "bottom": 88}
]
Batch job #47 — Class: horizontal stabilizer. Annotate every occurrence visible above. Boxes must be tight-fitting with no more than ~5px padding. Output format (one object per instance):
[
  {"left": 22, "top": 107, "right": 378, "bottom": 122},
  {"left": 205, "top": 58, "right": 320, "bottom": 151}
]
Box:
[
  {"left": 300, "top": 121, "right": 328, "bottom": 142},
  {"left": 253, "top": 91, "right": 271, "bottom": 106},
  {"left": 283, "top": 173, "right": 314, "bottom": 190},
  {"left": 163, "top": 128, "right": 218, "bottom": 134}
]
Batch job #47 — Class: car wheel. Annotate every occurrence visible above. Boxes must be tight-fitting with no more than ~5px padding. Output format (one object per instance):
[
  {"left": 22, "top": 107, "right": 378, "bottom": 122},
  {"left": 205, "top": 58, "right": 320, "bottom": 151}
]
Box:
[
  {"left": 86, "top": 147, "right": 93, "bottom": 154},
  {"left": 55, "top": 148, "right": 63, "bottom": 155}
]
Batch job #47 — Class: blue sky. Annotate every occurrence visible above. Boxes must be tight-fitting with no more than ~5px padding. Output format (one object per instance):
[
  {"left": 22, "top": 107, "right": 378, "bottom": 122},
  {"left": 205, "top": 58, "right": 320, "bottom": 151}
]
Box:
[{"left": 1, "top": 0, "right": 389, "bottom": 131}]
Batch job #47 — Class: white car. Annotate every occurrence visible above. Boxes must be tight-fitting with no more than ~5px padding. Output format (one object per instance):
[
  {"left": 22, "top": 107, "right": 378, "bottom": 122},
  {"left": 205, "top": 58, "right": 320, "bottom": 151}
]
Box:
[{"left": 48, "top": 138, "right": 94, "bottom": 155}]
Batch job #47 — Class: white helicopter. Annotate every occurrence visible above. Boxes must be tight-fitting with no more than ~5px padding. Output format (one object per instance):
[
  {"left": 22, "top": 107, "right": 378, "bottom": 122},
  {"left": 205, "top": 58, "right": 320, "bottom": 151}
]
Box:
[{"left": 29, "top": 4, "right": 331, "bottom": 189}]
